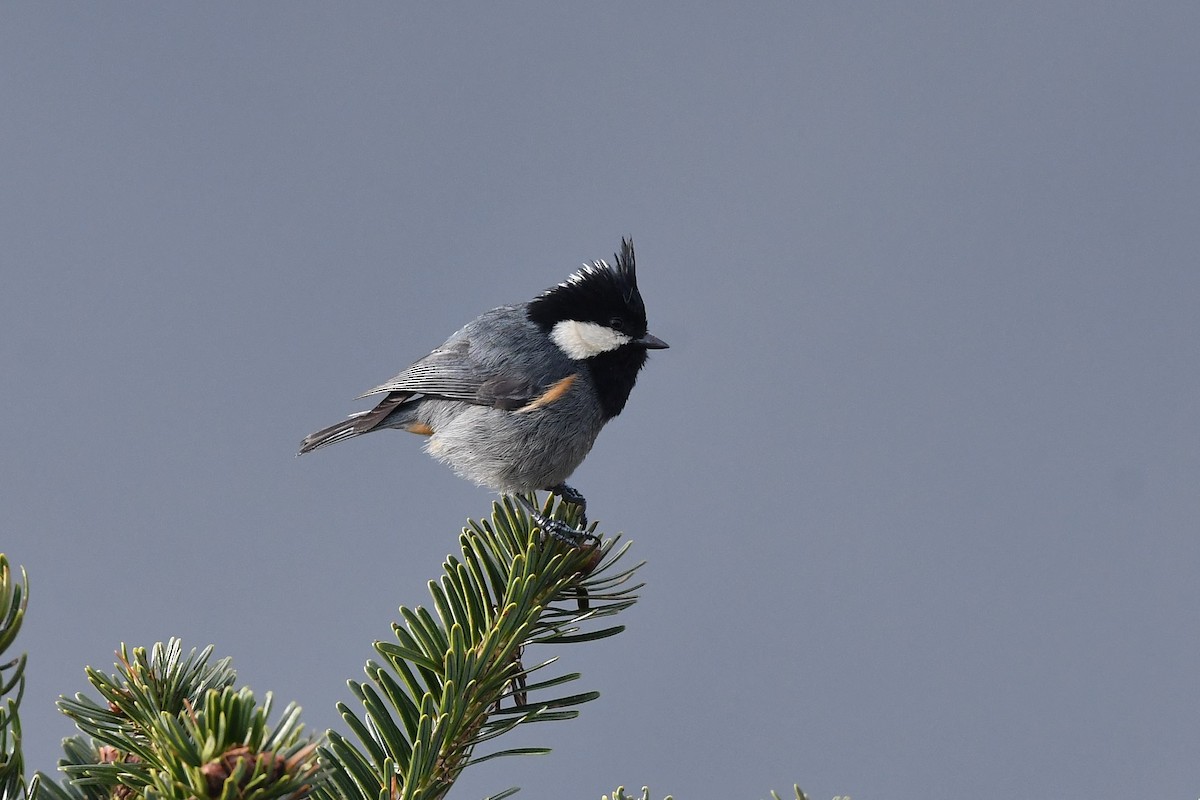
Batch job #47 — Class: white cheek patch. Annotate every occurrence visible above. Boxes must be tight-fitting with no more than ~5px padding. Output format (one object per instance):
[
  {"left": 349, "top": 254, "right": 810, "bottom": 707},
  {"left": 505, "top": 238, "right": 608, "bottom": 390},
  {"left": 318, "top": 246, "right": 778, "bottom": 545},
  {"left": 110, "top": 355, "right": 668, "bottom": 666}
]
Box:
[{"left": 550, "top": 320, "right": 632, "bottom": 360}]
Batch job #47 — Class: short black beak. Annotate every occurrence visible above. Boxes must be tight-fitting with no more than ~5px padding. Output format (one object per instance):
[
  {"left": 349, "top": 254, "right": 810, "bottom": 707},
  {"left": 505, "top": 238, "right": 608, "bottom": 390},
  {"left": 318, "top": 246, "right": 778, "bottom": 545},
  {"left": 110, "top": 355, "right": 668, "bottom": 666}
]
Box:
[{"left": 635, "top": 332, "right": 669, "bottom": 349}]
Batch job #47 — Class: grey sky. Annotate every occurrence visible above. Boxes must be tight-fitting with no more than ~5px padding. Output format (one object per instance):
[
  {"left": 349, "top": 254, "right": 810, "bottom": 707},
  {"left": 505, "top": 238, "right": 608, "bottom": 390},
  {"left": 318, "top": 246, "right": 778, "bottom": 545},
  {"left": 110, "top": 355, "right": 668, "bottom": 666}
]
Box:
[{"left": 3, "top": 4, "right": 1198, "bottom": 798}]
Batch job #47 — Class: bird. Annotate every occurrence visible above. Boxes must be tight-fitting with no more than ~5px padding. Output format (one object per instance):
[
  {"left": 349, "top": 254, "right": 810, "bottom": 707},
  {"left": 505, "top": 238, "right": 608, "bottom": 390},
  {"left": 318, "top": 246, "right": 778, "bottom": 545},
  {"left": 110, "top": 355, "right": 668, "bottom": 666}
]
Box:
[{"left": 299, "top": 238, "right": 667, "bottom": 543}]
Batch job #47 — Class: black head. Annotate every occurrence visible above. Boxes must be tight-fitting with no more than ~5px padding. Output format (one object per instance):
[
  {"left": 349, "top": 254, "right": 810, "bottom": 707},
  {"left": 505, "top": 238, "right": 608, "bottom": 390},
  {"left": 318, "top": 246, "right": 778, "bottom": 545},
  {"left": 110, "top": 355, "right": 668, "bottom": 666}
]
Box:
[
  {"left": 527, "top": 238, "right": 667, "bottom": 418},
  {"left": 527, "top": 239, "right": 648, "bottom": 338}
]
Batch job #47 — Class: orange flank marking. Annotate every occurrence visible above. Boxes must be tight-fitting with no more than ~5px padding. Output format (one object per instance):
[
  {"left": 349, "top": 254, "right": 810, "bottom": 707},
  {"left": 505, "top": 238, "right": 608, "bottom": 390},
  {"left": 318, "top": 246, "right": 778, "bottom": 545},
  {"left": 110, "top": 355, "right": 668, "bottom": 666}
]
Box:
[
  {"left": 405, "top": 422, "right": 435, "bottom": 436},
  {"left": 518, "top": 373, "right": 578, "bottom": 413}
]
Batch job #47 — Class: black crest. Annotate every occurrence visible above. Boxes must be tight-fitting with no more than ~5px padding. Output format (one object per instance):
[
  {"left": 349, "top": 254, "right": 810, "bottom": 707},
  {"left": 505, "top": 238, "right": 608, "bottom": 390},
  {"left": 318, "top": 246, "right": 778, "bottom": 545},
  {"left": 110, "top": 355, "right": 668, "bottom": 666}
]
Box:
[{"left": 527, "top": 238, "right": 648, "bottom": 337}]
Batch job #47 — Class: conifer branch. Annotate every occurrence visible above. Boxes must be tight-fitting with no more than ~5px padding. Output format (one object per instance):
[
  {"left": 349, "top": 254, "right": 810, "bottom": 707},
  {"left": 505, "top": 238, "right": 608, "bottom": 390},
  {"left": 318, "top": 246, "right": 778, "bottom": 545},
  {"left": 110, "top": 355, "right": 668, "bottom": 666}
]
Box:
[
  {"left": 315, "top": 494, "right": 643, "bottom": 800},
  {"left": 41, "top": 641, "right": 317, "bottom": 800}
]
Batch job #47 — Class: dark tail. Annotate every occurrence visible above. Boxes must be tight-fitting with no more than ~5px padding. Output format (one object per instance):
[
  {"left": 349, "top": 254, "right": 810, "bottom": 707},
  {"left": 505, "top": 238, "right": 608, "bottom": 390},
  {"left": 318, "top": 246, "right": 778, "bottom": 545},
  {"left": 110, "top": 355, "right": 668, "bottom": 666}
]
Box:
[{"left": 298, "top": 394, "right": 410, "bottom": 455}]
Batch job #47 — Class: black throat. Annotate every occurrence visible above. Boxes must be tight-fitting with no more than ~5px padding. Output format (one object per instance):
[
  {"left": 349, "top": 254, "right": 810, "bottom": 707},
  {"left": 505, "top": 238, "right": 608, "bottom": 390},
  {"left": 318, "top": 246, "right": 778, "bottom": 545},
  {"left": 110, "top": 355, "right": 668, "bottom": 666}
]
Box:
[{"left": 586, "top": 345, "right": 649, "bottom": 420}]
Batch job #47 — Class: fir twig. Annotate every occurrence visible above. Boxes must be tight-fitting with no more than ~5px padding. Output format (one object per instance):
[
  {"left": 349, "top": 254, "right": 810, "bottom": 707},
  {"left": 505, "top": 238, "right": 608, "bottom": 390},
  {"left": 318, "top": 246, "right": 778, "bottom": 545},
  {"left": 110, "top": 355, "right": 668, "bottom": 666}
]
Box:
[
  {"left": 44, "top": 641, "right": 317, "bottom": 800},
  {"left": 317, "top": 494, "right": 643, "bottom": 800}
]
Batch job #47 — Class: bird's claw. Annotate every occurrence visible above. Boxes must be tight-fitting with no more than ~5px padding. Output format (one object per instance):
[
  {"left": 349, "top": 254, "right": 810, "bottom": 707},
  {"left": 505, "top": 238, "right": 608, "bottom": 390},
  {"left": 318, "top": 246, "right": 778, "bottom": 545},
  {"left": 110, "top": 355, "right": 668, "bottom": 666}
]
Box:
[
  {"left": 515, "top": 493, "right": 597, "bottom": 547},
  {"left": 537, "top": 514, "right": 599, "bottom": 547},
  {"left": 548, "top": 483, "right": 588, "bottom": 528}
]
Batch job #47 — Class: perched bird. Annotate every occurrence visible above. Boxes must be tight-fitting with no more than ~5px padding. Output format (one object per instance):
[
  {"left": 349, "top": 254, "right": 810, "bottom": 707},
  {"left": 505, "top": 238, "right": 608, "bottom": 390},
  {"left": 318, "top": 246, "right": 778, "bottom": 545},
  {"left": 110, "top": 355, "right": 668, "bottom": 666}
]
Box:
[{"left": 299, "top": 239, "right": 667, "bottom": 542}]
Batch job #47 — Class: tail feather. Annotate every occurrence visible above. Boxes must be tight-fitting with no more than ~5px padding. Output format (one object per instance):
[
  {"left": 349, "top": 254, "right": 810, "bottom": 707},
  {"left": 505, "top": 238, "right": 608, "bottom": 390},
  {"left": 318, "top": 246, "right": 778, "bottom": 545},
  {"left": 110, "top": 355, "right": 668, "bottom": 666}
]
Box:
[{"left": 299, "top": 394, "right": 410, "bottom": 455}]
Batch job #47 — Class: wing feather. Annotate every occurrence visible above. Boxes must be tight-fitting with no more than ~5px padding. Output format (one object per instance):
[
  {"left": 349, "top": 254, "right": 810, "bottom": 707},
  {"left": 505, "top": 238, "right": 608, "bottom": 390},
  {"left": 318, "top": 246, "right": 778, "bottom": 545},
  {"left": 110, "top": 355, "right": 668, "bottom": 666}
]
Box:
[{"left": 356, "top": 320, "right": 550, "bottom": 409}]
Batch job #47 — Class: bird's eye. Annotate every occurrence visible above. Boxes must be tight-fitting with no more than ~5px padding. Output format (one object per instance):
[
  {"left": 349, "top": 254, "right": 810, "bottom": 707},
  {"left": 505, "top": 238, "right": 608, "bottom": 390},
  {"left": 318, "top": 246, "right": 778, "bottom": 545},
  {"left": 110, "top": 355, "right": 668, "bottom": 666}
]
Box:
[{"left": 608, "top": 317, "right": 625, "bottom": 332}]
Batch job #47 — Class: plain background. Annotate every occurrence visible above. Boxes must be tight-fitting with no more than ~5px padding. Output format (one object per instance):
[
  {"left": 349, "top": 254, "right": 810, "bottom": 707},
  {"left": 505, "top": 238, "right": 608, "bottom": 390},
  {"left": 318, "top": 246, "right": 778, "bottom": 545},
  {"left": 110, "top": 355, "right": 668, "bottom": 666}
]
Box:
[{"left": 3, "top": 4, "right": 1199, "bottom": 799}]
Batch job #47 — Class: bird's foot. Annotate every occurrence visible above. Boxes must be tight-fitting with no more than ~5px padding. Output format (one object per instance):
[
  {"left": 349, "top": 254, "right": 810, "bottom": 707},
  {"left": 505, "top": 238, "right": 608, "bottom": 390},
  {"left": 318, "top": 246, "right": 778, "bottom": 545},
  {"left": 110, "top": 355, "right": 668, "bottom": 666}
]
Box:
[
  {"left": 548, "top": 483, "right": 588, "bottom": 529},
  {"left": 515, "top": 493, "right": 597, "bottom": 547}
]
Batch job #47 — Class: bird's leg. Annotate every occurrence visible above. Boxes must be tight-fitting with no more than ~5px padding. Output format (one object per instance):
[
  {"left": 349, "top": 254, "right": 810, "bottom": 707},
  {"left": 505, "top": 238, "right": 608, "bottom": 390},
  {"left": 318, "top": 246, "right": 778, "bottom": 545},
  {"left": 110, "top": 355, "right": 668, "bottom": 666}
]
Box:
[
  {"left": 548, "top": 483, "right": 587, "bottom": 528},
  {"left": 547, "top": 484, "right": 601, "bottom": 609},
  {"left": 514, "top": 492, "right": 596, "bottom": 546}
]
